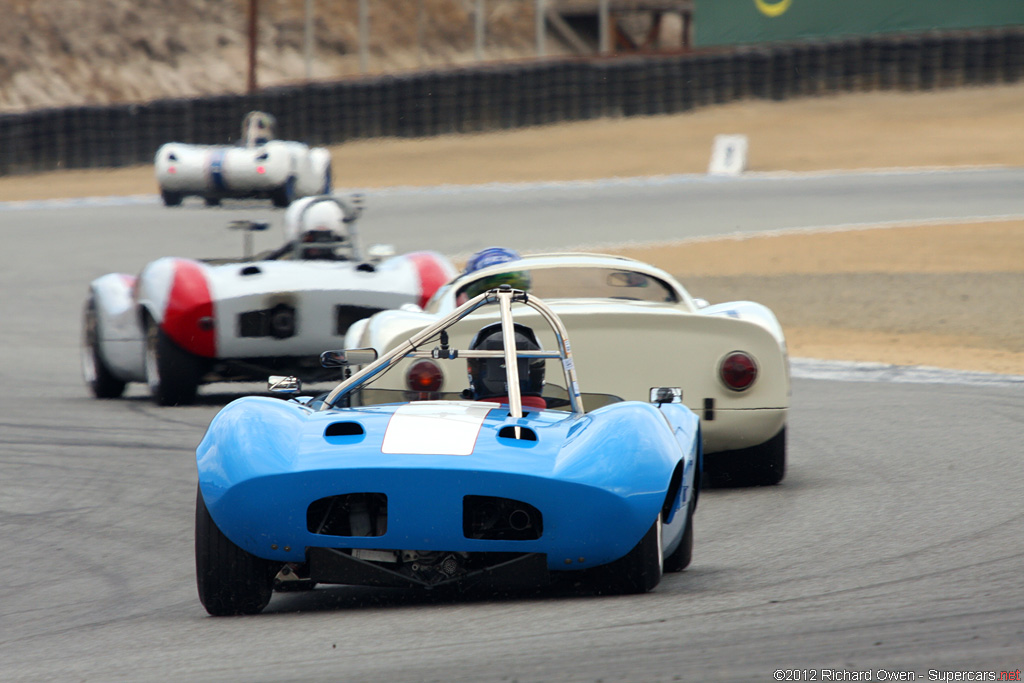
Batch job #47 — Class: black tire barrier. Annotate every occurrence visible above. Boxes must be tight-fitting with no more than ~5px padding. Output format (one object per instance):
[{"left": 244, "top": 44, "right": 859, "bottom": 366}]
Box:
[
  {"left": 747, "top": 49, "right": 771, "bottom": 100},
  {"left": 3, "top": 26, "right": 1024, "bottom": 177},
  {"left": 1006, "top": 32, "right": 1024, "bottom": 82}
]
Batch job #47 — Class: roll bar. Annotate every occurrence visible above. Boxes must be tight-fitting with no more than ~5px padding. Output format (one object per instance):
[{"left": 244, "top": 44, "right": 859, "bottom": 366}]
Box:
[{"left": 320, "top": 286, "right": 585, "bottom": 415}]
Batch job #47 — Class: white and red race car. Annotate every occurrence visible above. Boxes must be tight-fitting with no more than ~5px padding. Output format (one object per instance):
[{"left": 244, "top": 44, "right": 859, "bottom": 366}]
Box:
[
  {"left": 154, "top": 111, "right": 332, "bottom": 207},
  {"left": 81, "top": 196, "right": 456, "bottom": 405}
]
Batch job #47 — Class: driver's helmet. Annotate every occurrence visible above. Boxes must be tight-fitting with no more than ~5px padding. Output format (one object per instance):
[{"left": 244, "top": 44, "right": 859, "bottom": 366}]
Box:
[
  {"left": 458, "top": 247, "right": 531, "bottom": 301},
  {"left": 284, "top": 197, "right": 349, "bottom": 260},
  {"left": 242, "top": 111, "right": 276, "bottom": 147},
  {"left": 466, "top": 322, "right": 545, "bottom": 401}
]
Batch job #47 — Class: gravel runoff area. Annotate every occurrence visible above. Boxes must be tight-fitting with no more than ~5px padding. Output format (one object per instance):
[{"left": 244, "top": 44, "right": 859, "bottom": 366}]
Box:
[{"left": 2, "top": 84, "right": 1023, "bottom": 374}]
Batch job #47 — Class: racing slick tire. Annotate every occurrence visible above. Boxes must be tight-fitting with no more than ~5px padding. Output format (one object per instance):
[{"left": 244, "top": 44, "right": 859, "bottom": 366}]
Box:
[
  {"left": 663, "top": 498, "right": 694, "bottom": 573},
  {"left": 145, "top": 318, "right": 203, "bottom": 406},
  {"left": 161, "top": 189, "right": 183, "bottom": 207},
  {"left": 271, "top": 176, "right": 296, "bottom": 207},
  {"left": 589, "top": 516, "right": 663, "bottom": 595},
  {"left": 82, "top": 297, "right": 127, "bottom": 399},
  {"left": 195, "top": 488, "right": 278, "bottom": 616},
  {"left": 203, "top": 196, "right": 221, "bottom": 207},
  {"left": 706, "top": 426, "right": 787, "bottom": 488}
]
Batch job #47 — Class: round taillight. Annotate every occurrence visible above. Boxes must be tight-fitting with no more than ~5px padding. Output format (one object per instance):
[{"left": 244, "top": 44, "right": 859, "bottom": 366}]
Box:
[
  {"left": 407, "top": 360, "right": 443, "bottom": 393},
  {"left": 720, "top": 351, "right": 757, "bottom": 391}
]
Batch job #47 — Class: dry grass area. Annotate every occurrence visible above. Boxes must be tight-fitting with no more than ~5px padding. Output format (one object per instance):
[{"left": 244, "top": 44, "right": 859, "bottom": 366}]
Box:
[
  {"left": 612, "top": 221, "right": 1024, "bottom": 277},
  {"left": 613, "top": 221, "right": 1024, "bottom": 375},
  {"left": 3, "top": 84, "right": 1023, "bottom": 375}
]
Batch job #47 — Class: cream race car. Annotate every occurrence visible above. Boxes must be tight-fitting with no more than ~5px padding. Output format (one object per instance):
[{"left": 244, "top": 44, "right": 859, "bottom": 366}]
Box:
[
  {"left": 154, "top": 111, "right": 332, "bottom": 207},
  {"left": 344, "top": 251, "right": 790, "bottom": 487}
]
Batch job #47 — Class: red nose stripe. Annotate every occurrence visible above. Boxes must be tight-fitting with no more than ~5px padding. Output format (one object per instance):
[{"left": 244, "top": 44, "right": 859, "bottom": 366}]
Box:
[
  {"left": 408, "top": 252, "right": 452, "bottom": 308},
  {"left": 164, "top": 259, "right": 216, "bottom": 358}
]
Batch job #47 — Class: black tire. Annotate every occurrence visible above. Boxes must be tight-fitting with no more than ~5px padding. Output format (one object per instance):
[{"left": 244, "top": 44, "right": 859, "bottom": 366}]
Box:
[
  {"left": 706, "top": 426, "right": 787, "bottom": 488},
  {"left": 664, "top": 497, "right": 694, "bottom": 573},
  {"left": 145, "top": 319, "right": 203, "bottom": 406},
  {"left": 195, "top": 487, "right": 278, "bottom": 616},
  {"left": 590, "top": 517, "right": 663, "bottom": 595},
  {"left": 81, "top": 298, "right": 127, "bottom": 399},
  {"left": 270, "top": 176, "right": 296, "bottom": 207},
  {"left": 161, "top": 189, "right": 183, "bottom": 207},
  {"left": 203, "top": 196, "right": 221, "bottom": 207}
]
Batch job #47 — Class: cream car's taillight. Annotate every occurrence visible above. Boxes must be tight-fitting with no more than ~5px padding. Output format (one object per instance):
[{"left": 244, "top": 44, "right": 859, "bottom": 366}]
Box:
[{"left": 720, "top": 351, "right": 757, "bottom": 391}]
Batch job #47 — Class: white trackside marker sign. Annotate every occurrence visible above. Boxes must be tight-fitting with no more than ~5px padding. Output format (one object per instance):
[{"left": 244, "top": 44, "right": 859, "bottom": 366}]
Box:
[{"left": 708, "top": 134, "right": 749, "bottom": 176}]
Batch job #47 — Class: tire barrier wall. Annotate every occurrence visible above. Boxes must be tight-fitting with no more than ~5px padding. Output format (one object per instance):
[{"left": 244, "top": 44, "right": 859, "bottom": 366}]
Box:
[{"left": 2, "top": 28, "right": 1023, "bottom": 177}]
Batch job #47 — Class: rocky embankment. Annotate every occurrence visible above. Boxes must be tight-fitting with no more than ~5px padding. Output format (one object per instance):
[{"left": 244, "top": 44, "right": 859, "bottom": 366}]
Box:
[{"left": 0, "top": 0, "right": 536, "bottom": 112}]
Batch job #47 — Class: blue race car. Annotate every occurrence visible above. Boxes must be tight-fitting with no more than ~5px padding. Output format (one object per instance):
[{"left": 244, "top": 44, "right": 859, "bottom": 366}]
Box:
[{"left": 195, "top": 285, "right": 702, "bottom": 616}]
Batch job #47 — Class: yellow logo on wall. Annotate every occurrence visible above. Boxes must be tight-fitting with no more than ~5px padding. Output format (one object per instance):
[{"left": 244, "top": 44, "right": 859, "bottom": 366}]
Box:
[{"left": 754, "top": 0, "right": 792, "bottom": 17}]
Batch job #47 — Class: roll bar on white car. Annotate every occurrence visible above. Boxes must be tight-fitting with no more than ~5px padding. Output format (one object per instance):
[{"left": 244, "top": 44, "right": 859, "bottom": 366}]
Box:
[{"left": 320, "top": 285, "right": 585, "bottom": 416}]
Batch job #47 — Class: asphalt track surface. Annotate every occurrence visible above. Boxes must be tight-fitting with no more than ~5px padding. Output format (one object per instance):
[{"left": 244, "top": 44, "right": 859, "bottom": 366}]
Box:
[{"left": 1, "top": 169, "right": 1022, "bottom": 681}]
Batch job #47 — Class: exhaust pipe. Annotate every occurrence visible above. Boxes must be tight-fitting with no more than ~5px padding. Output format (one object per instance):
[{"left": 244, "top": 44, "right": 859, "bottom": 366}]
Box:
[{"left": 508, "top": 509, "right": 532, "bottom": 531}]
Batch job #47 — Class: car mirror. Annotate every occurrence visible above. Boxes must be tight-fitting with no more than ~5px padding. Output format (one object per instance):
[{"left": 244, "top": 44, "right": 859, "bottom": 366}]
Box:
[
  {"left": 650, "top": 387, "right": 682, "bottom": 404},
  {"left": 229, "top": 220, "right": 269, "bottom": 232},
  {"left": 367, "top": 244, "right": 396, "bottom": 261},
  {"left": 321, "top": 348, "right": 379, "bottom": 367},
  {"left": 230, "top": 220, "right": 269, "bottom": 260},
  {"left": 269, "top": 375, "right": 301, "bottom": 393}
]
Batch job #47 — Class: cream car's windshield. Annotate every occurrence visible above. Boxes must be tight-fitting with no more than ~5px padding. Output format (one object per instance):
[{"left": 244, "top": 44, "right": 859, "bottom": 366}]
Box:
[{"left": 447, "top": 266, "right": 680, "bottom": 307}]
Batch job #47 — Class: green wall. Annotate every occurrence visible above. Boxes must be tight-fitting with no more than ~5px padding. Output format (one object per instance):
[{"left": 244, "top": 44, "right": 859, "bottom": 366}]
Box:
[{"left": 695, "top": 0, "right": 1024, "bottom": 47}]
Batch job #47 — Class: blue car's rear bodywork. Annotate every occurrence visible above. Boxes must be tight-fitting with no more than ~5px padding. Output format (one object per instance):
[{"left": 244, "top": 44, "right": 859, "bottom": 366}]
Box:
[
  {"left": 194, "top": 286, "right": 701, "bottom": 615},
  {"left": 198, "top": 395, "right": 699, "bottom": 573}
]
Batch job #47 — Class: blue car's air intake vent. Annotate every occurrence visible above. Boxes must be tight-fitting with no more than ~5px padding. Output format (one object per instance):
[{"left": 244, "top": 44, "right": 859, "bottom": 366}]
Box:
[
  {"left": 325, "top": 421, "right": 364, "bottom": 437},
  {"left": 497, "top": 425, "right": 537, "bottom": 441},
  {"left": 463, "top": 495, "right": 542, "bottom": 541},
  {"left": 308, "top": 493, "right": 387, "bottom": 537}
]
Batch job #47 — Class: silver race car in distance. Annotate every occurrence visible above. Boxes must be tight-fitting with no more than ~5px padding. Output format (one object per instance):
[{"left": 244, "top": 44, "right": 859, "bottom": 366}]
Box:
[{"left": 154, "top": 111, "right": 332, "bottom": 207}]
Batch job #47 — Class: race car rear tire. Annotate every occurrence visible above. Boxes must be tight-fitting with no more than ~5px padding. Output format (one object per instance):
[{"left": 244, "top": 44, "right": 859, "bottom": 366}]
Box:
[
  {"left": 195, "top": 487, "right": 278, "bottom": 616},
  {"left": 82, "top": 298, "right": 127, "bottom": 399},
  {"left": 145, "top": 319, "right": 202, "bottom": 406},
  {"left": 589, "top": 516, "right": 663, "bottom": 594},
  {"left": 663, "top": 497, "right": 694, "bottom": 573},
  {"left": 161, "top": 190, "right": 183, "bottom": 207},
  {"left": 271, "top": 176, "right": 296, "bottom": 207},
  {"left": 706, "top": 426, "right": 787, "bottom": 488},
  {"left": 203, "top": 196, "right": 221, "bottom": 207}
]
